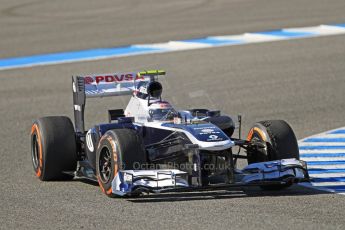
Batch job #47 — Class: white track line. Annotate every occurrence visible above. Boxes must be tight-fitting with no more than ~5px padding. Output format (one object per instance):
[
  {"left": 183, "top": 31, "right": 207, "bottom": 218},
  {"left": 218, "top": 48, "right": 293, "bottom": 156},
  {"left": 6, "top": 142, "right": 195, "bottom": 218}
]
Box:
[
  {"left": 1, "top": 23, "right": 345, "bottom": 71},
  {"left": 301, "top": 157, "right": 345, "bottom": 161},
  {"left": 307, "top": 165, "right": 345, "bottom": 169},
  {"left": 300, "top": 149, "right": 345, "bottom": 154},
  {"left": 299, "top": 142, "right": 345, "bottom": 146}
]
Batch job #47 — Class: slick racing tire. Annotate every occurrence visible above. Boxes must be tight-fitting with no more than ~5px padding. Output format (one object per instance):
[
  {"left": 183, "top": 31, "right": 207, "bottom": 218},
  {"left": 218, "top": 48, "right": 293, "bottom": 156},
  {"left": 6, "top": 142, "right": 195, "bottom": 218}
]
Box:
[
  {"left": 30, "top": 116, "right": 77, "bottom": 181},
  {"left": 246, "top": 120, "right": 299, "bottom": 190},
  {"left": 96, "top": 129, "right": 147, "bottom": 197}
]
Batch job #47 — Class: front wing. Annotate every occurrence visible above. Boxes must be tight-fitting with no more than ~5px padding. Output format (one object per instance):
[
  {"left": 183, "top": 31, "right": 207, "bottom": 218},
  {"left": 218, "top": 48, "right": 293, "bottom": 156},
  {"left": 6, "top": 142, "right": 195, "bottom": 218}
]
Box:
[{"left": 111, "top": 159, "right": 309, "bottom": 196}]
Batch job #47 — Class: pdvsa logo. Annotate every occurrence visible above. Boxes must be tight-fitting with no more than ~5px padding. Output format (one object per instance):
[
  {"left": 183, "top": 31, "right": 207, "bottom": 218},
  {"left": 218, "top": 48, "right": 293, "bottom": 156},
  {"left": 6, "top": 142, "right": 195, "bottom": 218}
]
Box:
[
  {"left": 84, "top": 74, "right": 144, "bottom": 84},
  {"left": 84, "top": 76, "right": 94, "bottom": 84}
]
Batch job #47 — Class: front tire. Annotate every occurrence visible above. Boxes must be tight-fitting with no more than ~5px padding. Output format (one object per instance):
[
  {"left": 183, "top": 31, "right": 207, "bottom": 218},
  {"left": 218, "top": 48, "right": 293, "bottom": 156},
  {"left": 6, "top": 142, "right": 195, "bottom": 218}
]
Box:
[
  {"left": 246, "top": 120, "right": 299, "bottom": 190},
  {"left": 96, "top": 129, "right": 146, "bottom": 197},
  {"left": 30, "top": 116, "right": 77, "bottom": 181}
]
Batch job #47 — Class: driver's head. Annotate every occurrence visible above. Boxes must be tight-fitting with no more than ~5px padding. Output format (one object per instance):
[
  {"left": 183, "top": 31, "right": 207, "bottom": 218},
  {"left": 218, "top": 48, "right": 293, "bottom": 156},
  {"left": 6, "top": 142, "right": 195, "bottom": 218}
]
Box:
[{"left": 148, "top": 101, "right": 176, "bottom": 121}]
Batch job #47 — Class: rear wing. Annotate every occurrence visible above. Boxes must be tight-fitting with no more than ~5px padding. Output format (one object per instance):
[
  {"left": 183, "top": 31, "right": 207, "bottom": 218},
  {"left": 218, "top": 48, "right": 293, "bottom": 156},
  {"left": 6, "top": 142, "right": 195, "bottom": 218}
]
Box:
[{"left": 72, "top": 70, "right": 165, "bottom": 133}]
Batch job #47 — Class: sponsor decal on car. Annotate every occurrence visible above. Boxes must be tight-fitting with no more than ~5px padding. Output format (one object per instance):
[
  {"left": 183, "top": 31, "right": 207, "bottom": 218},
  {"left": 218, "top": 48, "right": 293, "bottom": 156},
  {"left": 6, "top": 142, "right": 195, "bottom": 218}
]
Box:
[
  {"left": 197, "top": 128, "right": 221, "bottom": 135},
  {"left": 86, "top": 130, "right": 94, "bottom": 152},
  {"left": 207, "top": 134, "right": 224, "bottom": 141},
  {"left": 84, "top": 73, "right": 145, "bottom": 84},
  {"left": 200, "top": 128, "right": 214, "bottom": 134}
]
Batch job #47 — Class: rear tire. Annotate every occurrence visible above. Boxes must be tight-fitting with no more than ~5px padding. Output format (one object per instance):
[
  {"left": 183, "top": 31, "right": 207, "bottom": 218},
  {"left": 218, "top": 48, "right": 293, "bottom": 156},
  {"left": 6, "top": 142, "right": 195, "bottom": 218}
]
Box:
[
  {"left": 96, "top": 129, "right": 147, "bottom": 197},
  {"left": 30, "top": 116, "right": 77, "bottom": 181},
  {"left": 246, "top": 120, "right": 299, "bottom": 190}
]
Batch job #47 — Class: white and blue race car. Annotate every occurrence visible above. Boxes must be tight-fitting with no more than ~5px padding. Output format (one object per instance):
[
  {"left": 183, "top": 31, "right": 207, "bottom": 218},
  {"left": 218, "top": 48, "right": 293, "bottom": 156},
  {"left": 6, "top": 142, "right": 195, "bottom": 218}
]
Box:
[{"left": 30, "top": 70, "right": 309, "bottom": 197}]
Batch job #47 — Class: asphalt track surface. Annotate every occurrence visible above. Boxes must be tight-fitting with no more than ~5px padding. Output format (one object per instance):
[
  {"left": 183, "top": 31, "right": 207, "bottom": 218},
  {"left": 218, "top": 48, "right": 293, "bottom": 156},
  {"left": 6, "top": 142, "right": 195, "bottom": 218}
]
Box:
[{"left": 1, "top": 1, "right": 345, "bottom": 229}]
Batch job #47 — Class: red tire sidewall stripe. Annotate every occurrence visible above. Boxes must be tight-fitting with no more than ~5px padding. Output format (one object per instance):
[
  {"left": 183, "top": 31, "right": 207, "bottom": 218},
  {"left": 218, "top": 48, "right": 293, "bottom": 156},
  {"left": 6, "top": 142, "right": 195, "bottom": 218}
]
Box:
[
  {"left": 247, "top": 127, "right": 267, "bottom": 142},
  {"left": 31, "top": 124, "right": 43, "bottom": 178},
  {"left": 97, "top": 135, "right": 119, "bottom": 195}
]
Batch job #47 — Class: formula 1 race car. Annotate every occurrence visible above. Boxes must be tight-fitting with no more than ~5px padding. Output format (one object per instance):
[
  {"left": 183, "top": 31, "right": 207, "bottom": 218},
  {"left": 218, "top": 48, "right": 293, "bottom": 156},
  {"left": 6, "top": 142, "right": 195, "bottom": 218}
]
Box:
[{"left": 30, "top": 70, "right": 309, "bottom": 197}]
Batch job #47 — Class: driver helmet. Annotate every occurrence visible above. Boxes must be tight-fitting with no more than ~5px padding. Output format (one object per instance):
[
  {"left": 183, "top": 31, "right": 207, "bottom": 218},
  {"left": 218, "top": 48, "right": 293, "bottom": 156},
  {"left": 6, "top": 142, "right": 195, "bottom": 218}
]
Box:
[{"left": 148, "top": 101, "right": 177, "bottom": 121}]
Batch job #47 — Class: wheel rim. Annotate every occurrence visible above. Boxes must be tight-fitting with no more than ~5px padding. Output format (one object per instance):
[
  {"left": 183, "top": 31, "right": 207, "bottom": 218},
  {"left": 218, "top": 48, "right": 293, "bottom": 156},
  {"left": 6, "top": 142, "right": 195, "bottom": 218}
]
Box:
[
  {"left": 31, "top": 134, "right": 39, "bottom": 170},
  {"left": 99, "top": 147, "right": 112, "bottom": 183},
  {"left": 249, "top": 134, "right": 269, "bottom": 162}
]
